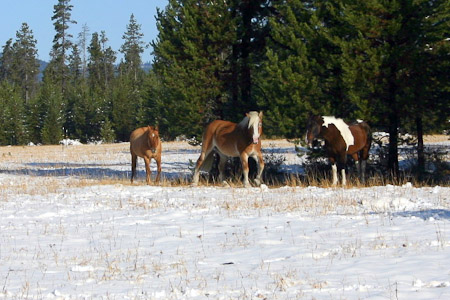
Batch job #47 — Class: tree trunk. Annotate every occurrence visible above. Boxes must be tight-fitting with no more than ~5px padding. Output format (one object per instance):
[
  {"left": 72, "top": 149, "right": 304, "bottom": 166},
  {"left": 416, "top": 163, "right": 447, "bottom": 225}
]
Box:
[
  {"left": 388, "top": 111, "right": 399, "bottom": 179},
  {"left": 416, "top": 115, "right": 425, "bottom": 181},
  {"left": 240, "top": 0, "right": 253, "bottom": 111}
]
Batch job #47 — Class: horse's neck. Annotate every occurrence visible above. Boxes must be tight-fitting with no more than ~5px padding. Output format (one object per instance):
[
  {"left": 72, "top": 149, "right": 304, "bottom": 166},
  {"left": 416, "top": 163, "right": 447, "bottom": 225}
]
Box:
[
  {"left": 236, "top": 118, "right": 253, "bottom": 140},
  {"left": 320, "top": 126, "right": 336, "bottom": 142}
]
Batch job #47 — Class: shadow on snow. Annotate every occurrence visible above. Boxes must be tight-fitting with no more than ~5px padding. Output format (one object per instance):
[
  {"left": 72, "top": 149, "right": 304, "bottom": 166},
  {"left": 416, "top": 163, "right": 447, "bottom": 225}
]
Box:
[
  {"left": 0, "top": 161, "right": 192, "bottom": 182},
  {"left": 393, "top": 209, "right": 450, "bottom": 220}
]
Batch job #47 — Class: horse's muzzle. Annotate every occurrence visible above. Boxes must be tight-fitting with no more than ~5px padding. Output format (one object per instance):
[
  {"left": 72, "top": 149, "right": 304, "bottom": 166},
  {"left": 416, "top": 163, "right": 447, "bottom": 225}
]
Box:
[
  {"left": 151, "top": 148, "right": 156, "bottom": 153},
  {"left": 253, "top": 137, "right": 259, "bottom": 144}
]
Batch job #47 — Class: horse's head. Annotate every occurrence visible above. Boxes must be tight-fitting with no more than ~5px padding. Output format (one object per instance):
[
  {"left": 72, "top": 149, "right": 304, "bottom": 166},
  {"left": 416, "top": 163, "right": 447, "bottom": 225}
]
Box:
[
  {"left": 246, "top": 111, "right": 263, "bottom": 144},
  {"left": 147, "top": 126, "right": 160, "bottom": 153},
  {"left": 305, "top": 115, "right": 323, "bottom": 147}
]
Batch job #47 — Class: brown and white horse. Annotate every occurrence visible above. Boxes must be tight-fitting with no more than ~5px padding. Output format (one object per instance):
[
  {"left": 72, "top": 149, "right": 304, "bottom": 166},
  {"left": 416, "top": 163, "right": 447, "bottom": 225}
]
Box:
[
  {"left": 305, "top": 115, "right": 371, "bottom": 185},
  {"left": 192, "top": 111, "right": 265, "bottom": 187},
  {"left": 130, "top": 126, "right": 162, "bottom": 184}
]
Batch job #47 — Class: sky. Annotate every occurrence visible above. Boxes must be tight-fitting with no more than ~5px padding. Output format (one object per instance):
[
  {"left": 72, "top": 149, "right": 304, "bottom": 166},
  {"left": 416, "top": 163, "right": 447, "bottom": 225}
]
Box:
[{"left": 0, "top": 0, "right": 168, "bottom": 63}]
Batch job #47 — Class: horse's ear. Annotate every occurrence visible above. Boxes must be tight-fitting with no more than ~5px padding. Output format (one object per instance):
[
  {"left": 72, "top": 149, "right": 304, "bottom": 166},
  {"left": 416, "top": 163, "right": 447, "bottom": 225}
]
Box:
[
  {"left": 245, "top": 112, "right": 249, "bottom": 118},
  {"left": 155, "top": 125, "right": 159, "bottom": 131},
  {"left": 259, "top": 111, "right": 263, "bottom": 119}
]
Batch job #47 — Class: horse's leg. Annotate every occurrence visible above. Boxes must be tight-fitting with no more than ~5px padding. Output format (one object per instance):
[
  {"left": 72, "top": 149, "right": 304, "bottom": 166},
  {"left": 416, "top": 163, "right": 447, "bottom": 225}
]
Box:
[
  {"left": 251, "top": 151, "right": 265, "bottom": 186},
  {"left": 361, "top": 159, "right": 367, "bottom": 184},
  {"left": 240, "top": 152, "right": 251, "bottom": 187},
  {"left": 155, "top": 155, "right": 161, "bottom": 183},
  {"left": 192, "top": 140, "right": 213, "bottom": 186},
  {"left": 217, "top": 153, "right": 229, "bottom": 186},
  {"left": 144, "top": 156, "right": 151, "bottom": 185},
  {"left": 360, "top": 141, "right": 370, "bottom": 184},
  {"left": 131, "top": 154, "right": 137, "bottom": 183},
  {"left": 329, "top": 157, "right": 338, "bottom": 186},
  {"left": 351, "top": 153, "right": 360, "bottom": 183},
  {"left": 338, "top": 155, "right": 347, "bottom": 186},
  {"left": 341, "top": 167, "right": 347, "bottom": 186}
]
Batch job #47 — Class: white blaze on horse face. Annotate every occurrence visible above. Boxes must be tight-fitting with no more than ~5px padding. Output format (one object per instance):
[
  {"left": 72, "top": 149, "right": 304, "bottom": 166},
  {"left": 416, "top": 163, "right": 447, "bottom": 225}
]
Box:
[
  {"left": 247, "top": 112, "right": 260, "bottom": 144},
  {"left": 322, "top": 116, "right": 354, "bottom": 151}
]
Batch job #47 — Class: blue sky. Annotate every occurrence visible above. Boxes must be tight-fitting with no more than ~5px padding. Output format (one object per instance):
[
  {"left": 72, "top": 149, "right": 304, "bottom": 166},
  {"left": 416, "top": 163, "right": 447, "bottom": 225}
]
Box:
[{"left": 0, "top": 0, "right": 168, "bottom": 63}]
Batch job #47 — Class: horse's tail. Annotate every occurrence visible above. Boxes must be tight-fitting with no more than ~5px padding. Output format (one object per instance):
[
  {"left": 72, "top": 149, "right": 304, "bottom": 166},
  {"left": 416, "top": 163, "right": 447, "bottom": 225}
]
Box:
[
  {"left": 200, "top": 151, "right": 215, "bottom": 172},
  {"left": 359, "top": 121, "right": 372, "bottom": 149}
]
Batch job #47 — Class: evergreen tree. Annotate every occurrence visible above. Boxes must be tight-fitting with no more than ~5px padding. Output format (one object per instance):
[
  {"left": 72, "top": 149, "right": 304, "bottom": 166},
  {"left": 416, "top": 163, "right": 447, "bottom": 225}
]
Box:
[
  {"left": 88, "top": 31, "right": 116, "bottom": 94},
  {"left": 46, "top": 0, "right": 77, "bottom": 93},
  {"left": 119, "top": 14, "right": 146, "bottom": 83},
  {"left": 77, "top": 23, "right": 90, "bottom": 79},
  {"left": 100, "top": 117, "right": 115, "bottom": 143},
  {"left": 259, "top": 0, "right": 327, "bottom": 137},
  {"left": 339, "top": 0, "right": 449, "bottom": 177},
  {"left": 39, "top": 77, "right": 65, "bottom": 144},
  {"left": 0, "top": 81, "right": 27, "bottom": 145},
  {"left": 68, "top": 44, "right": 82, "bottom": 82},
  {"left": 229, "top": 0, "right": 272, "bottom": 116},
  {"left": 99, "top": 31, "right": 116, "bottom": 91},
  {"left": 0, "top": 39, "right": 14, "bottom": 82},
  {"left": 152, "top": 0, "right": 237, "bottom": 138},
  {"left": 11, "top": 23, "right": 40, "bottom": 103},
  {"left": 87, "top": 31, "right": 116, "bottom": 141},
  {"left": 111, "top": 75, "right": 137, "bottom": 141}
]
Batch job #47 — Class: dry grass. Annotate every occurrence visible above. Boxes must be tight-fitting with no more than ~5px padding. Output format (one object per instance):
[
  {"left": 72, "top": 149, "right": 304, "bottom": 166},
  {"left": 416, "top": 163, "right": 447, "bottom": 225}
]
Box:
[{"left": 1, "top": 138, "right": 447, "bottom": 190}]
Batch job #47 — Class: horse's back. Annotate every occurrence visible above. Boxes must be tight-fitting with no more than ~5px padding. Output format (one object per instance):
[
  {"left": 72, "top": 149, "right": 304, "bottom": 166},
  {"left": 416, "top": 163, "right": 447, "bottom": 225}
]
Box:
[
  {"left": 206, "top": 120, "right": 236, "bottom": 134},
  {"left": 202, "top": 119, "right": 245, "bottom": 157},
  {"left": 348, "top": 121, "right": 371, "bottom": 155},
  {"left": 203, "top": 120, "right": 236, "bottom": 142}
]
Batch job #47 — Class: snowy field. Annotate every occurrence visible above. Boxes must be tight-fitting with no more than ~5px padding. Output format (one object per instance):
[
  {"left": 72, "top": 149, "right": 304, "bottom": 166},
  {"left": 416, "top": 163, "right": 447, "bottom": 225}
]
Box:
[{"left": 0, "top": 140, "right": 449, "bottom": 299}]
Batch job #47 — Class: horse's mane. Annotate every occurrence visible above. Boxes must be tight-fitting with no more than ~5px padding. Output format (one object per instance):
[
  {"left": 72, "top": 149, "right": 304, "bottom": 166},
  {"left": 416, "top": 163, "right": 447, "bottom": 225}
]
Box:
[
  {"left": 322, "top": 116, "right": 354, "bottom": 150},
  {"left": 237, "top": 111, "right": 259, "bottom": 130}
]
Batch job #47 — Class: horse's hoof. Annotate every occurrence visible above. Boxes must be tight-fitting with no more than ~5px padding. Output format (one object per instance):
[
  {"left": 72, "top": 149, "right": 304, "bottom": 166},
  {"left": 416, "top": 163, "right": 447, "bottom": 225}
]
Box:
[
  {"left": 190, "top": 182, "right": 198, "bottom": 187},
  {"left": 243, "top": 182, "right": 252, "bottom": 188},
  {"left": 221, "top": 181, "right": 230, "bottom": 187},
  {"left": 254, "top": 179, "right": 262, "bottom": 186}
]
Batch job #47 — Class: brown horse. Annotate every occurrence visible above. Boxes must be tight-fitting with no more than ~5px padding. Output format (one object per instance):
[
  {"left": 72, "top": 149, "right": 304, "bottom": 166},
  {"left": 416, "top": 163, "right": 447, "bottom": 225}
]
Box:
[
  {"left": 192, "top": 111, "right": 265, "bottom": 187},
  {"left": 305, "top": 115, "right": 371, "bottom": 185},
  {"left": 130, "top": 126, "right": 162, "bottom": 184}
]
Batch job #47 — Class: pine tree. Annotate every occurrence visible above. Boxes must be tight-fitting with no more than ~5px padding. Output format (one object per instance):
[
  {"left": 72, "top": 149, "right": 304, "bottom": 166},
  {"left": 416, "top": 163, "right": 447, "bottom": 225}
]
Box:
[
  {"left": 259, "top": 0, "right": 326, "bottom": 137},
  {"left": 46, "top": 0, "right": 77, "bottom": 93},
  {"left": 229, "top": 0, "right": 272, "bottom": 116},
  {"left": 88, "top": 31, "right": 116, "bottom": 94},
  {"left": 39, "top": 78, "right": 65, "bottom": 144},
  {"left": 0, "top": 81, "right": 27, "bottom": 145},
  {"left": 11, "top": 23, "right": 40, "bottom": 103},
  {"left": 77, "top": 23, "right": 90, "bottom": 79},
  {"left": 111, "top": 75, "right": 136, "bottom": 141},
  {"left": 338, "top": 0, "right": 449, "bottom": 178},
  {"left": 0, "top": 39, "right": 14, "bottom": 82},
  {"left": 87, "top": 31, "right": 116, "bottom": 141},
  {"left": 119, "top": 14, "right": 146, "bottom": 83},
  {"left": 152, "top": 0, "right": 237, "bottom": 138}
]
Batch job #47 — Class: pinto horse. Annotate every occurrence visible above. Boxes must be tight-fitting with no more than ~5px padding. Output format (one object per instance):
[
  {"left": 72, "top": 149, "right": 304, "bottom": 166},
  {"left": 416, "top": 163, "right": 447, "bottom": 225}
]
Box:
[
  {"left": 192, "top": 111, "right": 265, "bottom": 187},
  {"left": 130, "top": 126, "right": 162, "bottom": 184},
  {"left": 305, "top": 115, "right": 371, "bottom": 185}
]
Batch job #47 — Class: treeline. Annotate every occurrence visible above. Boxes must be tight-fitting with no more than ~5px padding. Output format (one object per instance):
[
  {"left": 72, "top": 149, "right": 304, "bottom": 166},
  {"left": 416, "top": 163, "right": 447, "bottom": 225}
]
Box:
[{"left": 0, "top": 0, "right": 449, "bottom": 177}]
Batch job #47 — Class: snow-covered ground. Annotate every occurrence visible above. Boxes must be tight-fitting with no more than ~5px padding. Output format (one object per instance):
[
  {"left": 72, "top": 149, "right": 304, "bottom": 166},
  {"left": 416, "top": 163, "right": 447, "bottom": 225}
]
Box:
[{"left": 0, "top": 140, "right": 449, "bottom": 299}]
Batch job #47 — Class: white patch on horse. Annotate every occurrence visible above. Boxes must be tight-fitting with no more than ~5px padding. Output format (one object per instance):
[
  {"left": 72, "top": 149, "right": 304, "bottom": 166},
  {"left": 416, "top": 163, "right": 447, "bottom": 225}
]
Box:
[
  {"left": 246, "top": 111, "right": 260, "bottom": 143},
  {"left": 322, "top": 116, "right": 354, "bottom": 151}
]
